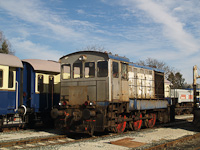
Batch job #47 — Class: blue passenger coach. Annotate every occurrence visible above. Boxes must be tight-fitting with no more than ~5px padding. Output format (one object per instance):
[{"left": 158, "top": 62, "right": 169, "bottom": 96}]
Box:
[
  {"left": 0, "top": 54, "right": 61, "bottom": 129},
  {"left": 22, "top": 59, "right": 60, "bottom": 126},
  {"left": 0, "top": 53, "right": 25, "bottom": 128}
]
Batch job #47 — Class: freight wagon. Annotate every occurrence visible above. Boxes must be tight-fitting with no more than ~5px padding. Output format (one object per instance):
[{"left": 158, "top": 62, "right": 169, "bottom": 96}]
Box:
[{"left": 170, "top": 89, "right": 200, "bottom": 115}]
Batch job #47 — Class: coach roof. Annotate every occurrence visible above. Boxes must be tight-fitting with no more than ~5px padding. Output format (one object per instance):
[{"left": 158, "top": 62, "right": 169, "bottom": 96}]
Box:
[
  {"left": 0, "top": 53, "right": 23, "bottom": 68},
  {"left": 22, "top": 59, "right": 60, "bottom": 73},
  {"left": 60, "top": 51, "right": 130, "bottom": 62}
]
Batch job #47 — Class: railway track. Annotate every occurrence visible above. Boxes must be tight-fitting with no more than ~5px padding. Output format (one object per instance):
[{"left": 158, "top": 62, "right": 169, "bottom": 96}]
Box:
[
  {"left": 0, "top": 132, "right": 119, "bottom": 149},
  {"left": 0, "top": 115, "right": 195, "bottom": 149},
  {"left": 146, "top": 132, "right": 200, "bottom": 150},
  {"left": 0, "top": 127, "right": 21, "bottom": 132},
  {"left": 0, "top": 135, "right": 70, "bottom": 149}
]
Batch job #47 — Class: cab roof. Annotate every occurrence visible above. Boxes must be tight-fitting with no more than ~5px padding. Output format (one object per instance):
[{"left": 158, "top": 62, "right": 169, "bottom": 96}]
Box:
[
  {"left": 22, "top": 59, "right": 60, "bottom": 73},
  {"left": 0, "top": 53, "right": 23, "bottom": 68},
  {"left": 60, "top": 51, "right": 130, "bottom": 62}
]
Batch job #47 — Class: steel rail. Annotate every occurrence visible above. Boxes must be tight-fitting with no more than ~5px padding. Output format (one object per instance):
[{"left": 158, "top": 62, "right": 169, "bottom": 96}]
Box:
[
  {"left": 0, "top": 135, "right": 67, "bottom": 148},
  {"left": 145, "top": 132, "right": 200, "bottom": 150}
]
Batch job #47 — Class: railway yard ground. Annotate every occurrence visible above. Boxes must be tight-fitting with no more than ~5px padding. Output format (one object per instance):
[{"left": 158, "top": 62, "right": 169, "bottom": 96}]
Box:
[{"left": 0, "top": 114, "right": 200, "bottom": 150}]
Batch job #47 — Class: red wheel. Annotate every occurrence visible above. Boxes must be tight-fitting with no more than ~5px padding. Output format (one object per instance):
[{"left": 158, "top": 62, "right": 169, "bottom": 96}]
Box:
[
  {"left": 116, "top": 115, "right": 126, "bottom": 133},
  {"left": 133, "top": 114, "right": 142, "bottom": 131},
  {"left": 146, "top": 113, "right": 156, "bottom": 128}
]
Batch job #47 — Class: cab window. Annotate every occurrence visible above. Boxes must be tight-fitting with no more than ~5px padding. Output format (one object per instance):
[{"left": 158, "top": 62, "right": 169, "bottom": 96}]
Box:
[
  {"left": 73, "top": 63, "right": 83, "bottom": 79},
  {"left": 97, "top": 61, "right": 108, "bottom": 77},
  {"left": 113, "top": 62, "right": 119, "bottom": 78},
  {"left": 85, "top": 62, "right": 95, "bottom": 78},
  {"left": 62, "top": 64, "right": 71, "bottom": 79},
  {"left": 121, "top": 63, "right": 128, "bottom": 79},
  {"left": 0, "top": 70, "right": 3, "bottom": 87},
  {"left": 8, "top": 68, "right": 14, "bottom": 88}
]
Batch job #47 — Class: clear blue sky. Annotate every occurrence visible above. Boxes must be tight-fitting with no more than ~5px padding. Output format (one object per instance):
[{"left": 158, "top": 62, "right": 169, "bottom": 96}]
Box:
[{"left": 0, "top": 0, "right": 200, "bottom": 83}]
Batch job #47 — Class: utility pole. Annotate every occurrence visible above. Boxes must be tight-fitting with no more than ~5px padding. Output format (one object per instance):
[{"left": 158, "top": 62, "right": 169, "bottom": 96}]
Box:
[
  {"left": 193, "top": 65, "right": 200, "bottom": 108},
  {"left": 193, "top": 65, "right": 200, "bottom": 126}
]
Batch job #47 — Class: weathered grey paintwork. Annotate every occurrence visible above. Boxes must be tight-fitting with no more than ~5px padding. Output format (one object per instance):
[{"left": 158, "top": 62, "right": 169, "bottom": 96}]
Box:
[
  {"left": 60, "top": 51, "right": 165, "bottom": 106},
  {"left": 60, "top": 51, "right": 129, "bottom": 105}
]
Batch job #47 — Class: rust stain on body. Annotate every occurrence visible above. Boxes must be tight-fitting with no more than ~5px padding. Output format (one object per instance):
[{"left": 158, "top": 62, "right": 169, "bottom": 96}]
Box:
[{"left": 110, "top": 138, "right": 146, "bottom": 148}]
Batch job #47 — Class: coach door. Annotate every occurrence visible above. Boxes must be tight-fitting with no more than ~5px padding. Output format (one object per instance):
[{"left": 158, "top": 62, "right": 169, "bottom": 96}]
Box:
[
  {"left": 112, "top": 61, "right": 121, "bottom": 100},
  {"left": 49, "top": 76, "right": 54, "bottom": 109}
]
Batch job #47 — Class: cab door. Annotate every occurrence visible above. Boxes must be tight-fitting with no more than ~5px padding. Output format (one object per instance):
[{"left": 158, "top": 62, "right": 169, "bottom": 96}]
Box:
[
  {"left": 112, "top": 61, "right": 121, "bottom": 100},
  {"left": 121, "top": 63, "right": 129, "bottom": 101}
]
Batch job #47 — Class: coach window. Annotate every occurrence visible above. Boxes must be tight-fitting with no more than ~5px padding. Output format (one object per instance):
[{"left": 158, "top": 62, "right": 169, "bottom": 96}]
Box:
[
  {"left": 8, "top": 69, "right": 14, "bottom": 88},
  {"left": 0, "top": 70, "right": 3, "bottom": 87},
  {"left": 97, "top": 61, "right": 108, "bottom": 77},
  {"left": 49, "top": 76, "right": 54, "bottom": 93},
  {"left": 113, "top": 62, "right": 119, "bottom": 78},
  {"left": 38, "top": 75, "right": 44, "bottom": 93},
  {"left": 73, "top": 63, "right": 83, "bottom": 79},
  {"left": 121, "top": 63, "right": 128, "bottom": 79},
  {"left": 62, "top": 64, "right": 71, "bottom": 79},
  {"left": 85, "top": 62, "right": 95, "bottom": 78}
]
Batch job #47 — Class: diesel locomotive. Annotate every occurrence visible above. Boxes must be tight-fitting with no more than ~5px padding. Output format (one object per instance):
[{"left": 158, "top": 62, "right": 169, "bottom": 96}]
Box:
[{"left": 51, "top": 51, "right": 173, "bottom": 135}]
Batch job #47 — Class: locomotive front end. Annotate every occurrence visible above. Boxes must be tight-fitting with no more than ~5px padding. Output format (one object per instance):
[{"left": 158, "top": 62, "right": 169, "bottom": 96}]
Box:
[{"left": 51, "top": 51, "right": 110, "bottom": 135}]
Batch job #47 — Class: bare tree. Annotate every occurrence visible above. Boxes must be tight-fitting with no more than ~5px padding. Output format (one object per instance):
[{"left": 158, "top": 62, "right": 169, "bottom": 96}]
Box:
[
  {"left": 0, "top": 31, "right": 14, "bottom": 55},
  {"left": 137, "top": 58, "right": 186, "bottom": 88},
  {"left": 137, "top": 57, "right": 175, "bottom": 77},
  {"left": 78, "top": 45, "right": 106, "bottom": 52}
]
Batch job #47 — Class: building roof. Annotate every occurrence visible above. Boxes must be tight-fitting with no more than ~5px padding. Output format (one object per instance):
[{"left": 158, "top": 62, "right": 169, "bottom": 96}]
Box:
[
  {"left": 0, "top": 53, "right": 23, "bottom": 68},
  {"left": 22, "top": 59, "right": 60, "bottom": 73}
]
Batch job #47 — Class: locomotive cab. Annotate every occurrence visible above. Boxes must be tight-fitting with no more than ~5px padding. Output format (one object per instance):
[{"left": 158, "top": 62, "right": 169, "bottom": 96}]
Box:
[{"left": 59, "top": 51, "right": 129, "bottom": 106}]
